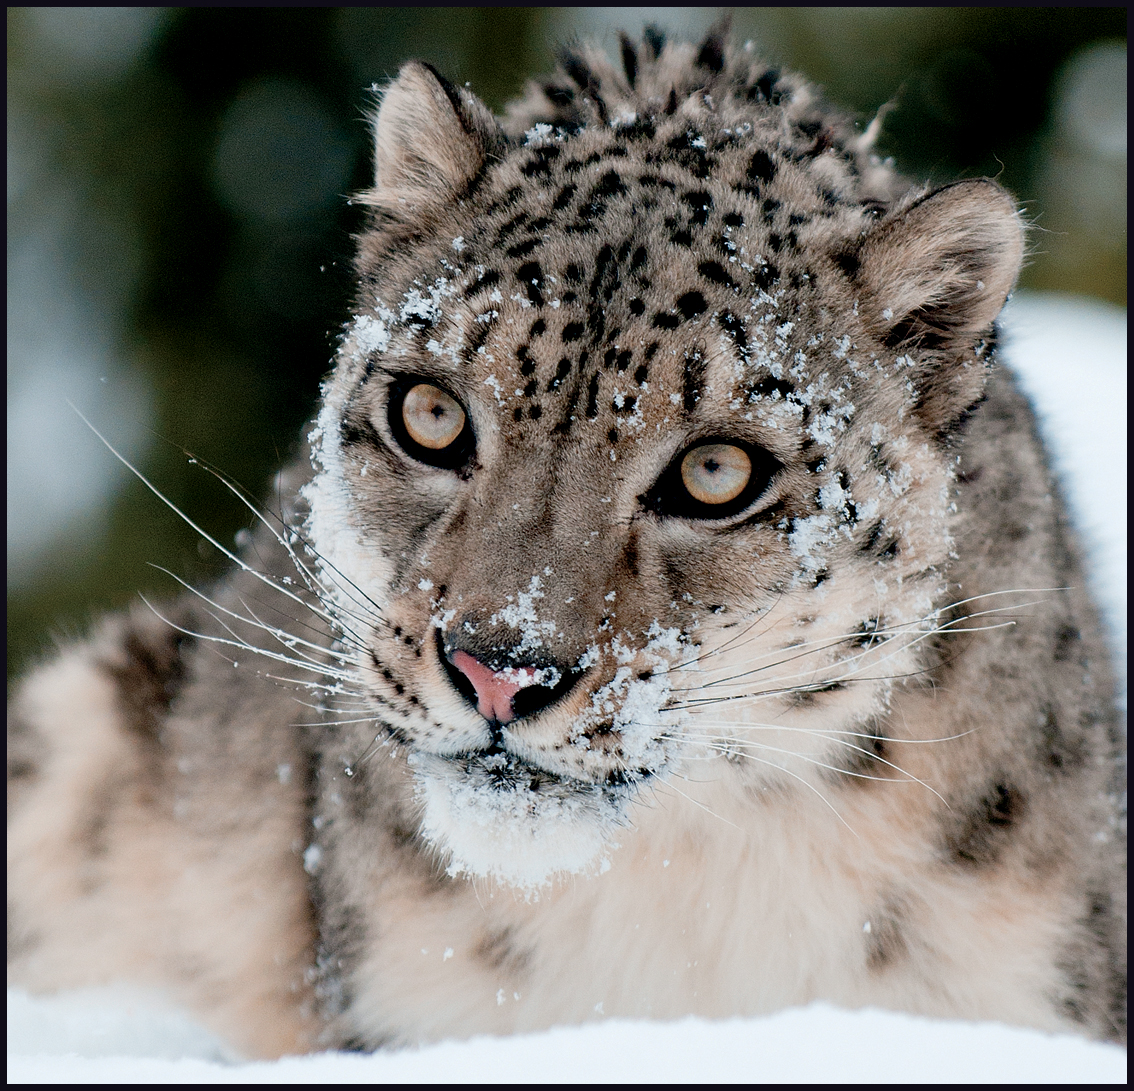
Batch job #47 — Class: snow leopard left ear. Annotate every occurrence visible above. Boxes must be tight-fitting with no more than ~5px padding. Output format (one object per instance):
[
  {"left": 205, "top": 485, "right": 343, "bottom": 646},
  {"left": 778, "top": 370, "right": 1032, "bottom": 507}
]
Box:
[
  {"left": 361, "top": 61, "right": 503, "bottom": 219},
  {"left": 854, "top": 179, "right": 1025, "bottom": 430}
]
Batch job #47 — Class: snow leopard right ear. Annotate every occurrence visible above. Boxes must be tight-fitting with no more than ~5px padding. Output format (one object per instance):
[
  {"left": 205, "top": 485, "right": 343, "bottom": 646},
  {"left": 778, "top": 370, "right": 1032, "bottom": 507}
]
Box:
[
  {"left": 361, "top": 62, "right": 503, "bottom": 220},
  {"left": 854, "top": 179, "right": 1025, "bottom": 429}
]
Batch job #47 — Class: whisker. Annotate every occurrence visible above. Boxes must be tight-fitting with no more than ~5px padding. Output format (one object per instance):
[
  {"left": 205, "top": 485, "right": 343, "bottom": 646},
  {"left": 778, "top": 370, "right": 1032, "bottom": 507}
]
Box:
[
  {"left": 665, "top": 729, "right": 949, "bottom": 807},
  {"left": 172, "top": 443, "right": 390, "bottom": 636},
  {"left": 139, "top": 596, "right": 360, "bottom": 684}
]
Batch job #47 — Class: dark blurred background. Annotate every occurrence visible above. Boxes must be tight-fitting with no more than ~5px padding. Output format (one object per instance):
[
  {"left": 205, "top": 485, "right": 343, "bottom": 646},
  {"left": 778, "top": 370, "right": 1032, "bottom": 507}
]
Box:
[{"left": 7, "top": 7, "right": 1127, "bottom": 679}]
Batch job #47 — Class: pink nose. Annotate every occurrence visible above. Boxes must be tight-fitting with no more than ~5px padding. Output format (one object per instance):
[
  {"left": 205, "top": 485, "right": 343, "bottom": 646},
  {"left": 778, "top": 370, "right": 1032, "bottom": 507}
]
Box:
[{"left": 449, "top": 651, "right": 538, "bottom": 724}]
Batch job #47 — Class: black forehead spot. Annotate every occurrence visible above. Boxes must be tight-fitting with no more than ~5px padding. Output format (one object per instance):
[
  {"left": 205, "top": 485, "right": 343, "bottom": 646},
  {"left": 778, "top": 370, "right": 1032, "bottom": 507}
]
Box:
[
  {"left": 698, "top": 261, "right": 736, "bottom": 289},
  {"left": 719, "top": 311, "right": 747, "bottom": 352},
  {"left": 464, "top": 268, "right": 500, "bottom": 299},
  {"left": 507, "top": 238, "right": 540, "bottom": 259},
  {"left": 519, "top": 145, "right": 561, "bottom": 178},
  {"left": 748, "top": 150, "right": 776, "bottom": 184},
  {"left": 546, "top": 357, "right": 571, "bottom": 392},
  {"left": 516, "top": 261, "right": 545, "bottom": 306},
  {"left": 676, "top": 291, "right": 707, "bottom": 320},
  {"left": 496, "top": 211, "right": 528, "bottom": 240},
  {"left": 681, "top": 189, "right": 713, "bottom": 225},
  {"left": 552, "top": 183, "right": 577, "bottom": 211},
  {"left": 590, "top": 170, "right": 628, "bottom": 201},
  {"left": 585, "top": 372, "right": 600, "bottom": 419},
  {"left": 683, "top": 354, "right": 706, "bottom": 413}
]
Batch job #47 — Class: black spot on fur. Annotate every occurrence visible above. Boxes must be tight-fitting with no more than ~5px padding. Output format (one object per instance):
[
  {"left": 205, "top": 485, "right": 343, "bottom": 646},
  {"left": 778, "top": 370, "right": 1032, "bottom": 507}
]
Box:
[
  {"left": 723, "top": 210, "right": 744, "bottom": 227},
  {"left": 339, "top": 413, "right": 382, "bottom": 452},
  {"left": 464, "top": 322, "right": 492, "bottom": 362},
  {"left": 552, "top": 183, "right": 577, "bottom": 212},
  {"left": 719, "top": 311, "right": 747, "bottom": 352},
  {"left": 751, "top": 374, "right": 793, "bottom": 401},
  {"left": 507, "top": 236, "right": 541, "bottom": 260},
  {"left": 590, "top": 170, "right": 627, "bottom": 203},
  {"left": 698, "top": 261, "right": 736, "bottom": 289},
  {"left": 864, "top": 909, "right": 908, "bottom": 972},
  {"left": 465, "top": 269, "right": 500, "bottom": 298},
  {"left": 103, "top": 616, "right": 196, "bottom": 743},
  {"left": 652, "top": 312, "right": 680, "bottom": 330},
  {"left": 619, "top": 32, "right": 638, "bottom": 88},
  {"left": 748, "top": 149, "right": 776, "bottom": 184},
  {"left": 696, "top": 31, "right": 725, "bottom": 74},
  {"left": 1038, "top": 701, "right": 1085, "bottom": 772},
  {"left": 562, "top": 321, "right": 584, "bottom": 343},
  {"left": 643, "top": 24, "right": 666, "bottom": 60},
  {"left": 947, "top": 782, "right": 1027, "bottom": 868},
  {"left": 831, "top": 248, "right": 860, "bottom": 280},
  {"left": 683, "top": 354, "right": 706, "bottom": 412},
  {"left": 682, "top": 189, "right": 713, "bottom": 225},
  {"left": 751, "top": 261, "right": 779, "bottom": 292},
  {"left": 634, "top": 364, "right": 649, "bottom": 385},
  {"left": 585, "top": 372, "right": 600, "bottom": 419},
  {"left": 748, "top": 69, "right": 783, "bottom": 104},
  {"left": 520, "top": 145, "right": 561, "bottom": 178},
  {"left": 676, "top": 291, "right": 707, "bottom": 319},
  {"left": 542, "top": 84, "right": 574, "bottom": 110},
  {"left": 496, "top": 211, "right": 529, "bottom": 241},
  {"left": 547, "top": 357, "right": 572, "bottom": 392},
  {"left": 516, "top": 261, "right": 544, "bottom": 306}
]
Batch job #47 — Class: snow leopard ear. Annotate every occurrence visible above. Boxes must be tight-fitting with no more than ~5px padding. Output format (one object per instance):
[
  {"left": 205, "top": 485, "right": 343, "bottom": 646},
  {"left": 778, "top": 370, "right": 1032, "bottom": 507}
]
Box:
[
  {"left": 363, "top": 61, "right": 503, "bottom": 218},
  {"left": 855, "top": 179, "right": 1025, "bottom": 429}
]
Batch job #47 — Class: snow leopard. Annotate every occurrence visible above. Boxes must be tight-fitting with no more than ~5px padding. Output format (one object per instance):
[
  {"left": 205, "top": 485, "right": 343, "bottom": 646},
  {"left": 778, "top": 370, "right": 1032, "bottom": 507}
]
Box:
[{"left": 7, "top": 28, "right": 1126, "bottom": 1056}]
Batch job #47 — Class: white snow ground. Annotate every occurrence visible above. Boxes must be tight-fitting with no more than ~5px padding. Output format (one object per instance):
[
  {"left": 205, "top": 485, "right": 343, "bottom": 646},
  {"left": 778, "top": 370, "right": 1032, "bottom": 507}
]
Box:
[{"left": 7, "top": 292, "right": 1127, "bottom": 1083}]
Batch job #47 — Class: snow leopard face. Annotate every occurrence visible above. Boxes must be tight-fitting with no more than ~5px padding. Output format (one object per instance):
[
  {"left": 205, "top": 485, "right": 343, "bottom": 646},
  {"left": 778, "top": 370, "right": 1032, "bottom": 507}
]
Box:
[{"left": 304, "top": 34, "right": 1023, "bottom": 888}]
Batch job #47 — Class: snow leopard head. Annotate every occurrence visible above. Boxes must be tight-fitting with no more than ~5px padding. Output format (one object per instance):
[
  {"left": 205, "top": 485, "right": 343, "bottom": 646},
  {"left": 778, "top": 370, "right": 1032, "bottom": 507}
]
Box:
[{"left": 303, "top": 30, "right": 1024, "bottom": 888}]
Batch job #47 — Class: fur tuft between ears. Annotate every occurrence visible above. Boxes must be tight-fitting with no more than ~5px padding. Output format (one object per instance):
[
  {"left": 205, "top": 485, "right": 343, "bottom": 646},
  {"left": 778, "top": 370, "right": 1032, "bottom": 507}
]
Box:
[
  {"left": 360, "top": 61, "right": 502, "bottom": 219},
  {"left": 856, "top": 179, "right": 1025, "bottom": 430}
]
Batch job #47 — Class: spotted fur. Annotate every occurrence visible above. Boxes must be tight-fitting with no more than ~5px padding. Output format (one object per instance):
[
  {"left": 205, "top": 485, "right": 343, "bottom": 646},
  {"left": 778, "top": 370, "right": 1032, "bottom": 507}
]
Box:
[{"left": 8, "top": 29, "right": 1125, "bottom": 1055}]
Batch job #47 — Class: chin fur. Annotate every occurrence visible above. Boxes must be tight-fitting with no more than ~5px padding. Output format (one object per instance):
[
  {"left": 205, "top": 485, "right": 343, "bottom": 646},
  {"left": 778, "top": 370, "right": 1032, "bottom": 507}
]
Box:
[{"left": 410, "top": 751, "right": 630, "bottom": 892}]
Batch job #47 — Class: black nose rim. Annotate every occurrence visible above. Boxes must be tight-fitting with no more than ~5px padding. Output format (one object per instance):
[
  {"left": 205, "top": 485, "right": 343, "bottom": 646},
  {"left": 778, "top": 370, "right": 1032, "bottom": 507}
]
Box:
[
  {"left": 435, "top": 630, "right": 585, "bottom": 722},
  {"left": 510, "top": 664, "right": 583, "bottom": 720}
]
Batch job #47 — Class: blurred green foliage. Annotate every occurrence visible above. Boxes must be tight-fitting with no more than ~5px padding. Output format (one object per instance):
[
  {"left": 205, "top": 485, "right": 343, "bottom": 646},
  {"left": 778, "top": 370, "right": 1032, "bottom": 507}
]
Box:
[{"left": 6, "top": 7, "right": 1126, "bottom": 679}]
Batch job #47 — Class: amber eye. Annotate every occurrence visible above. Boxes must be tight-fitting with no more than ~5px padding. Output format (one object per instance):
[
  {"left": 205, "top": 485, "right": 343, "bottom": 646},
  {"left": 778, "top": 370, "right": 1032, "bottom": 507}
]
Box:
[
  {"left": 402, "top": 383, "right": 466, "bottom": 449},
  {"left": 642, "top": 438, "right": 780, "bottom": 520},
  {"left": 387, "top": 379, "right": 474, "bottom": 469},
  {"left": 680, "top": 443, "right": 752, "bottom": 504}
]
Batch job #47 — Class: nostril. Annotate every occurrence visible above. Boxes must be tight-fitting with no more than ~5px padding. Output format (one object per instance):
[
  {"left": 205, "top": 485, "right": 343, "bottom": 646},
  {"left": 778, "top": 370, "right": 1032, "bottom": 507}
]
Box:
[
  {"left": 440, "top": 645, "right": 480, "bottom": 709},
  {"left": 511, "top": 667, "right": 581, "bottom": 720}
]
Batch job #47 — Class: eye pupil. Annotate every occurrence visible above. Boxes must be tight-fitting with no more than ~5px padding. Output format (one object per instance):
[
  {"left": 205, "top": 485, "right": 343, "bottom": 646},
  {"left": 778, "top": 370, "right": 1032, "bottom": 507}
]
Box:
[
  {"left": 401, "top": 383, "right": 467, "bottom": 451},
  {"left": 680, "top": 443, "right": 752, "bottom": 505}
]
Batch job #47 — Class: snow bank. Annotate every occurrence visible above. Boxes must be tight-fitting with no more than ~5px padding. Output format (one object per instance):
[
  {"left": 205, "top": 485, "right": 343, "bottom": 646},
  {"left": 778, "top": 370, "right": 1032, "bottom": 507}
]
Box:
[
  {"left": 7, "top": 992, "right": 1127, "bottom": 1084},
  {"left": 7, "top": 293, "right": 1127, "bottom": 1083}
]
